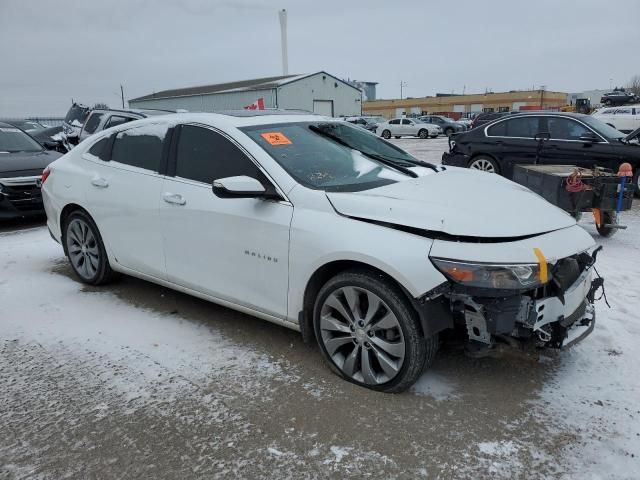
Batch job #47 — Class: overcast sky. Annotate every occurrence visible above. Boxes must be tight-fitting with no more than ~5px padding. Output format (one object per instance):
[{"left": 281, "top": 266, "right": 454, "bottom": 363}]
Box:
[{"left": 1, "top": 0, "right": 638, "bottom": 117}]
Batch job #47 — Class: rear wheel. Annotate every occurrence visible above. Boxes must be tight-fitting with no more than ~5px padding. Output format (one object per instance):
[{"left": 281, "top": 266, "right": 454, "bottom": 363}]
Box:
[
  {"left": 381, "top": 130, "right": 391, "bottom": 139},
  {"left": 468, "top": 156, "right": 499, "bottom": 173},
  {"left": 63, "top": 211, "right": 115, "bottom": 285},
  {"left": 418, "top": 129, "right": 428, "bottom": 139},
  {"left": 444, "top": 127, "right": 454, "bottom": 137},
  {"left": 313, "top": 270, "right": 437, "bottom": 393},
  {"left": 596, "top": 211, "right": 619, "bottom": 238}
]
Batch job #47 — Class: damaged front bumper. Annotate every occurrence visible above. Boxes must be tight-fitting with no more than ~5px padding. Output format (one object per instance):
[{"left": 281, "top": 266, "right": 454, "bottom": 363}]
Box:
[{"left": 420, "top": 250, "right": 602, "bottom": 351}]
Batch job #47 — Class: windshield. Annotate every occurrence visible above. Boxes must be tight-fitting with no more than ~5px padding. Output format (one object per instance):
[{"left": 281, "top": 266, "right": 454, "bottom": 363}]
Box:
[
  {"left": 580, "top": 116, "right": 625, "bottom": 140},
  {"left": 11, "top": 120, "right": 44, "bottom": 131},
  {"left": 241, "top": 121, "right": 419, "bottom": 192},
  {"left": 64, "top": 104, "right": 90, "bottom": 127},
  {"left": 0, "top": 127, "right": 43, "bottom": 153}
]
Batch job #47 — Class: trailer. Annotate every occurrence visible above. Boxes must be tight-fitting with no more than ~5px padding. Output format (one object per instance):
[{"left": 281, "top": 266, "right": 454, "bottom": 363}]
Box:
[{"left": 513, "top": 164, "right": 634, "bottom": 237}]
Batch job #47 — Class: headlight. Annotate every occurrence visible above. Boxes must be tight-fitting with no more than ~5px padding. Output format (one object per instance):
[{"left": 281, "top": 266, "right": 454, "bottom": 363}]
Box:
[{"left": 431, "top": 258, "right": 549, "bottom": 289}]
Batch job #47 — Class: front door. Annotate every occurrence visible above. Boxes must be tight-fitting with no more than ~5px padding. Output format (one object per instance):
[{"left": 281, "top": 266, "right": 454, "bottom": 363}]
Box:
[
  {"left": 83, "top": 124, "right": 169, "bottom": 279},
  {"left": 541, "top": 116, "right": 617, "bottom": 170},
  {"left": 160, "top": 124, "right": 293, "bottom": 319}
]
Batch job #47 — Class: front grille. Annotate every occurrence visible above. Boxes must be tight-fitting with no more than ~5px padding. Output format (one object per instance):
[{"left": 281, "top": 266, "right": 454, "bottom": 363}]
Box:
[{"left": 0, "top": 178, "right": 43, "bottom": 211}]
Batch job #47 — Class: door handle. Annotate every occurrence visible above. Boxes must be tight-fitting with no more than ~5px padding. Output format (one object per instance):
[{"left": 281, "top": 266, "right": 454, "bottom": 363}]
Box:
[
  {"left": 162, "top": 192, "right": 186, "bottom": 206},
  {"left": 91, "top": 177, "right": 108, "bottom": 188}
]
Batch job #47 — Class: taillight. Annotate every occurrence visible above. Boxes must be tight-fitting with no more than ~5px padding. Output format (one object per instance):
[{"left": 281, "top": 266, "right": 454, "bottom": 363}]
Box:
[{"left": 42, "top": 166, "right": 51, "bottom": 184}]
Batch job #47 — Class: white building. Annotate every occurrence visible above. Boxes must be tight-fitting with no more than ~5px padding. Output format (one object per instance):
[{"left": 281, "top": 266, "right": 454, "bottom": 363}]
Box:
[{"left": 128, "top": 71, "right": 362, "bottom": 117}]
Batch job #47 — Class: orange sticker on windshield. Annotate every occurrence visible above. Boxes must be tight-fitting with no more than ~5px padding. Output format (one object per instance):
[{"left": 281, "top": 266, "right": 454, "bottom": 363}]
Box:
[{"left": 261, "top": 132, "right": 292, "bottom": 145}]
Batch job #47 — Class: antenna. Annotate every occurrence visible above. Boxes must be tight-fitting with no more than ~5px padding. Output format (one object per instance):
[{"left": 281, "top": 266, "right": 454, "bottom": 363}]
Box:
[{"left": 279, "top": 9, "right": 288, "bottom": 76}]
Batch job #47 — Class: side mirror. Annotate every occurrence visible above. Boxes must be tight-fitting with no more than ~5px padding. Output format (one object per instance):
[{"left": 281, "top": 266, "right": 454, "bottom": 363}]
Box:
[
  {"left": 579, "top": 132, "right": 600, "bottom": 143},
  {"left": 212, "top": 175, "right": 267, "bottom": 198}
]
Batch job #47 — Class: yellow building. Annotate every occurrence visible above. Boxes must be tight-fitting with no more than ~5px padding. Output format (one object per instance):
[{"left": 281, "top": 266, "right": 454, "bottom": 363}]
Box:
[{"left": 363, "top": 90, "right": 568, "bottom": 119}]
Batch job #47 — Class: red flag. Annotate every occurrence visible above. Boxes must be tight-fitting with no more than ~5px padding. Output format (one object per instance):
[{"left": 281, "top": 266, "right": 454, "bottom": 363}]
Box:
[{"left": 244, "top": 98, "right": 265, "bottom": 110}]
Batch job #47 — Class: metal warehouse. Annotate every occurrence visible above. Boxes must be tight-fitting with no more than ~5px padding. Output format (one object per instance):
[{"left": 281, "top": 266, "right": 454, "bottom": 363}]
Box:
[{"left": 128, "top": 71, "right": 362, "bottom": 116}]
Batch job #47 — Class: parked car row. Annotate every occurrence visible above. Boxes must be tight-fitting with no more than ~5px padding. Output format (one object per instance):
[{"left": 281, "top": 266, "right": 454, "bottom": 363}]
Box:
[
  {"left": 442, "top": 111, "right": 640, "bottom": 195},
  {"left": 41, "top": 111, "right": 603, "bottom": 392}
]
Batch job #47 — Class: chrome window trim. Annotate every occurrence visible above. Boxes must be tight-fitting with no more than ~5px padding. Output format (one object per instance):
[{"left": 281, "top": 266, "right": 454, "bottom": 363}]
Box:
[{"left": 484, "top": 114, "right": 609, "bottom": 144}]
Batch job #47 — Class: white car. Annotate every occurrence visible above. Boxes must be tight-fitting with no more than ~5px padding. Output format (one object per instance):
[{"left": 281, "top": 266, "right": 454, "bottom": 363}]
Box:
[
  {"left": 42, "top": 112, "right": 601, "bottom": 392},
  {"left": 592, "top": 105, "right": 640, "bottom": 133},
  {"left": 376, "top": 118, "right": 441, "bottom": 139}
]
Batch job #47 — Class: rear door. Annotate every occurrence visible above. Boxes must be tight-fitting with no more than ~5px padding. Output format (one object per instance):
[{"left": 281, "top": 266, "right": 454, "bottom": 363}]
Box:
[
  {"left": 83, "top": 123, "right": 169, "bottom": 279},
  {"left": 485, "top": 116, "right": 542, "bottom": 179},
  {"left": 160, "top": 124, "right": 293, "bottom": 318},
  {"left": 387, "top": 119, "right": 401, "bottom": 135}
]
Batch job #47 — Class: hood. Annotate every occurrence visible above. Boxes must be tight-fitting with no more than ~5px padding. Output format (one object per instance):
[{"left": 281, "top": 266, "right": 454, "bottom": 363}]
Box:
[
  {"left": 326, "top": 168, "right": 576, "bottom": 238},
  {"left": 0, "top": 150, "right": 62, "bottom": 177}
]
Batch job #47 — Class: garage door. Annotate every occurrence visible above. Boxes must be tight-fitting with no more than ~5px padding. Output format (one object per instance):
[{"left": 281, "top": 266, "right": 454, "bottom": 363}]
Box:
[{"left": 313, "top": 100, "right": 334, "bottom": 116}]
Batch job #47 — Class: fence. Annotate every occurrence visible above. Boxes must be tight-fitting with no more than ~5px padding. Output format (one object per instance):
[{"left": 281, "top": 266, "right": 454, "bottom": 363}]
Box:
[{"left": 1, "top": 117, "right": 65, "bottom": 127}]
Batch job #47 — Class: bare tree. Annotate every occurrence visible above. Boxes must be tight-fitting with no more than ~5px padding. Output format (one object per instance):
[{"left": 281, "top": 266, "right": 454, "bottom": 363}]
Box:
[{"left": 627, "top": 75, "right": 640, "bottom": 96}]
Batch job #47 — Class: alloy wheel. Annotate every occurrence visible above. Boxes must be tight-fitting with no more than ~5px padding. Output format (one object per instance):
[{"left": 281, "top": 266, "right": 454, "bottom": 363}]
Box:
[
  {"left": 66, "top": 218, "right": 100, "bottom": 280},
  {"left": 319, "top": 286, "right": 405, "bottom": 385},
  {"left": 469, "top": 158, "right": 496, "bottom": 173}
]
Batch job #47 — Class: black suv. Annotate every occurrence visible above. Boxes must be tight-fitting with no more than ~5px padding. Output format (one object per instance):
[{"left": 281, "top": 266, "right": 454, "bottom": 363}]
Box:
[{"left": 442, "top": 112, "right": 640, "bottom": 195}]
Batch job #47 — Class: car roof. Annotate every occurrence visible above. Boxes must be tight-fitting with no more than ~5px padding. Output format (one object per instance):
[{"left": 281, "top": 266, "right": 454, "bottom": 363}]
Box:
[{"left": 85, "top": 111, "right": 331, "bottom": 135}]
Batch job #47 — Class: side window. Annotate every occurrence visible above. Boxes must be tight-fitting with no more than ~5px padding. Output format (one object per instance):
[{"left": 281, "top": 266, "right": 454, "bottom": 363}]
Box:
[
  {"left": 547, "top": 118, "right": 590, "bottom": 141},
  {"left": 83, "top": 113, "right": 104, "bottom": 135},
  {"left": 175, "top": 125, "right": 264, "bottom": 185},
  {"left": 105, "top": 115, "right": 135, "bottom": 129},
  {"left": 389, "top": 119, "right": 400, "bottom": 125},
  {"left": 111, "top": 124, "right": 168, "bottom": 171},
  {"left": 487, "top": 120, "right": 507, "bottom": 136},
  {"left": 87, "top": 136, "right": 110, "bottom": 160},
  {"left": 401, "top": 119, "right": 411, "bottom": 125},
  {"left": 503, "top": 117, "right": 540, "bottom": 138},
  {"left": 616, "top": 108, "right": 631, "bottom": 115}
]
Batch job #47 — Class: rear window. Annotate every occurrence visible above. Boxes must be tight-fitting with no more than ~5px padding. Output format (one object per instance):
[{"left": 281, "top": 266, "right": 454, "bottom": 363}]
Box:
[{"left": 488, "top": 117, "right": 540, "bottom": 138}]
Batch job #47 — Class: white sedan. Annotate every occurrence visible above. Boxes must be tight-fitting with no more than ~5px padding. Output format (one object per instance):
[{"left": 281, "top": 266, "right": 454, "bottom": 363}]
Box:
[
  {"left": 42, "top": 112, "right": 600, "bottom": 392},
  {"left": 376, "top": 118, "right": 441, "bottom": 139}
]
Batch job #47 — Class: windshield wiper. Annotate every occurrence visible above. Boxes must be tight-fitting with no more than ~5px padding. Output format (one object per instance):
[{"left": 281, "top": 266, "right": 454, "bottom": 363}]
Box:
[{"left": 309, "top": 125, "right": 418, "bottom": 178}]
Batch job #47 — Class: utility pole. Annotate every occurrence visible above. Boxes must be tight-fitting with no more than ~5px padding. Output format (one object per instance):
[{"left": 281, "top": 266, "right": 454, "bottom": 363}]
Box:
[
  {"left": 120, "top": 85, "right": 125, "bottom": 108},
  {"left": 279, "top": 9, "right": 288, "bottom": 76},
  {"left": 539, "top": 85, "right": 546, "bottom": 109},
  {"left": 400, "top": 81, "right": 407, "bottom": 100}
]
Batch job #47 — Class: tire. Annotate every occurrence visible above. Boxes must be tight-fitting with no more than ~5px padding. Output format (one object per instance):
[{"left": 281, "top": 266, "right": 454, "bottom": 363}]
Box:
[
  {"left": 313, "top": 270, "right": 437, "bottom": 393},
  {"left": 468, "top": 155, "right": 500, "bottom": 174},
  {"left": 63, "top": 210, "right": 115, "bottom": 285},
  {"left": 394, "top": 136, "right": 401, "bottom": 139},
  {"left": 418, "top": 129, "right": 428, "bottom": 139},
  {"left": 444, "top": 128, "right": 454, "bottom": 137},
  {"left": 381, "top": 130, "right": 391, "bottom": 139},
  {"left": 430, "top": 135, "right": 438, "bottom": 139},
  {"left": 596, "top": 211, "right": 619, "bottom": 238}
]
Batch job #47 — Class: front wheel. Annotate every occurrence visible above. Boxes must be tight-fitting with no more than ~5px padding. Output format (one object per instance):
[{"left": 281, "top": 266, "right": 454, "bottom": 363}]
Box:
[
  {"left": 418, "top": 129, "right": 428, "bottom": 139},
  {"left": 64, "top": 211, "right": 115, "bottom": 285},
  {"left": 444, "top": 128, "right": 454, "bottom": 137},
  {"left": 381, "top": 129, "right": 391, "bottom": 139},
  {"left": 468, "top": 156, "right": 499, "bottom": 173},
  {"left": 313, "top": 270, "right": 437, "bottom": 393}
]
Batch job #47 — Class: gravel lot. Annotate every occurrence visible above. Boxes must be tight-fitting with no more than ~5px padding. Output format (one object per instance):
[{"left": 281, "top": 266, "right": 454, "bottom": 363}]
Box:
[{"left": 1, "top": 137, "right": 638, "bottom": 479}]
